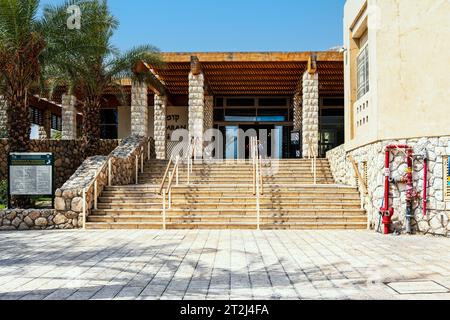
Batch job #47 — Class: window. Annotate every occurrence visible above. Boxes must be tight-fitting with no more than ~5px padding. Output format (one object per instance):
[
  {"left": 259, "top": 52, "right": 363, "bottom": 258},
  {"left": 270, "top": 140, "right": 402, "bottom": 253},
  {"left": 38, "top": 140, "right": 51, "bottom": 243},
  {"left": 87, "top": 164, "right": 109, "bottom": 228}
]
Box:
[
  {"left": 29, "top": 107, "right": 43, "bottom": 125},
  {"left": 357, "top": 45, "right": 369, "bottom": 99},
  {"left": 51, "top": 114, "right": 62, "bottom": 131},
  {"left": 100, "top": 109, "right": 118, "bottom": 139},
  {"left": 322, "top": 97, "right": 344, "bottom": 107}
]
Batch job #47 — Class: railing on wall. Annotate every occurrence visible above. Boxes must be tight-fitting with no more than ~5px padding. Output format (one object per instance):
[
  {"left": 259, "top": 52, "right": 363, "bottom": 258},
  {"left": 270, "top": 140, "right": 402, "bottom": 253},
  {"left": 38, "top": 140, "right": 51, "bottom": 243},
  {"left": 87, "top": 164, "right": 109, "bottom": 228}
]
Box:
[{"left": 82, "top": 137, "right": 151, "bottom": 229}]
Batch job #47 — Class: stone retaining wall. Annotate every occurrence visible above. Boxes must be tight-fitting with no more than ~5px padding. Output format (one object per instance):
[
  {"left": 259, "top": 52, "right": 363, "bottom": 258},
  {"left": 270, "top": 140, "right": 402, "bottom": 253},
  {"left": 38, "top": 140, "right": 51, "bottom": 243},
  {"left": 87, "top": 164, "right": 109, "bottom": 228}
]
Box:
[
  {"left": 0, "top": 139, "right": 119, "bottom": 188},
  {"left": 327, "top": 137, "right": 450, "bottom": 237},
  {"left": 52, "top": 136, "right": 153, "bottom": 227},
  {"left": 0, "top": 137, "right": 155, "bottom": 231},
  {"left": 0, "top": 209, "right": 77, "bottom": 230}
]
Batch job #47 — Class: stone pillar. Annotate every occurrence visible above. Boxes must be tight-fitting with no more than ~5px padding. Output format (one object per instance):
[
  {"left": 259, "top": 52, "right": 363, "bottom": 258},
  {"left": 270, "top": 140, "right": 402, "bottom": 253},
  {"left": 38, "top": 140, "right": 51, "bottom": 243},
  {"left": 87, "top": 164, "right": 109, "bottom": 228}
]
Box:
[
  {"left": 293, "top": 92, "right": 302, "bottom": 131},
  {"left": 61, "top": 94, "right": 77, "bottom": 140},
  {"left": 43, "top": 108, "right": 52, "bottom": 139},
  {"left": 131, "top": 81, "right": 148, "bottom": 137},
  {"left": 38, "top": 126, "right": 47, "bottom": 140},
  {"left": 204, "top": 95, "right": 214, "bottom": 132},
  {"left": 0, "top": 96, "right": 7, "bottom": 138},
  {"left": 154, "top": 94, "right": 167, "bottom": 160},
  {"left": 302, "top": 71, "right": 319, "bottom": 158},
  {"left": 189, "top": 71, "right": 204, "bottom": 158}
]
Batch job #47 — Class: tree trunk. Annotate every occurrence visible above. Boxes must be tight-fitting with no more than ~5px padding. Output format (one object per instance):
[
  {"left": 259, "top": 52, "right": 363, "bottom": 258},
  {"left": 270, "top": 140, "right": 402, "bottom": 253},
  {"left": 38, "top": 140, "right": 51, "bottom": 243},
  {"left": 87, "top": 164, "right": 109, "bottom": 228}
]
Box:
[
  {"left": 82, "top": 99, "right": 101, "bottom": 157},
  {"left": 6, "top": 90, "right": 32, "bottom": 208},
  {"left": 7, "top": 90, "right": 31, "bottom": 152},
  {"left": 0, "top": 96, "right": 7, "bottom": 139}
]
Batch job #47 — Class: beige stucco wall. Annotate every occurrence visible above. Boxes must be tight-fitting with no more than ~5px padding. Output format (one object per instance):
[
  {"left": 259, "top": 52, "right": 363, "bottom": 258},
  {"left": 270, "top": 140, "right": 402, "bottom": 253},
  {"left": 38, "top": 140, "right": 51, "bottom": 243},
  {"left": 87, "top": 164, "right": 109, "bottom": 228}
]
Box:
[
  {"left": 344, "top": 0, "right": 450, "bottom": 151},
  {"left": 117, "top": 105, "right": 188, "bottom": 141},
  {"left": 118, "top": 106, "right": 131, "bottom": 139}
]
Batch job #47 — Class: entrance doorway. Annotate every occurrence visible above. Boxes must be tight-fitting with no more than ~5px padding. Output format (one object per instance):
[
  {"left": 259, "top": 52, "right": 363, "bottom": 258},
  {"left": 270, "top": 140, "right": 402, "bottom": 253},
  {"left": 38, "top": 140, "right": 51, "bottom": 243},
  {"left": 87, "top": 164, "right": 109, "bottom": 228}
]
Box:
[
  {"left": 240, "top": 124, "right": 274, "bottom": 159},
  {"left": 219, "top": 124, "right": 285, "bottom": 159}
]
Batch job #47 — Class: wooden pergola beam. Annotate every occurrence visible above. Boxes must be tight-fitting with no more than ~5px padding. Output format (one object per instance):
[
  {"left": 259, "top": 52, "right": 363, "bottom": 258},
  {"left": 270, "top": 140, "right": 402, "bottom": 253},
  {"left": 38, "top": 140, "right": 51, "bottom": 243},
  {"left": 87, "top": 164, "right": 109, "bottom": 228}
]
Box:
[
  {"left": 133, "top": 60, "right": 166, "bottom": 95},
  {"left": 190, "top": 55, "right": 213, "bottom": 95}
]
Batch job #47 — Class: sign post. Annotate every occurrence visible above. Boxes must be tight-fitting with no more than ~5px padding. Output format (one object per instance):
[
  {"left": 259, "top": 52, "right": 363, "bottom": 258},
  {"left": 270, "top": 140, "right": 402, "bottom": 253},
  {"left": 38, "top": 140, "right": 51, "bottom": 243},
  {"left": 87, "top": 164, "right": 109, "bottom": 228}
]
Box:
[{"left": 7, "top": 153, "right": 54, "bottom": 209}]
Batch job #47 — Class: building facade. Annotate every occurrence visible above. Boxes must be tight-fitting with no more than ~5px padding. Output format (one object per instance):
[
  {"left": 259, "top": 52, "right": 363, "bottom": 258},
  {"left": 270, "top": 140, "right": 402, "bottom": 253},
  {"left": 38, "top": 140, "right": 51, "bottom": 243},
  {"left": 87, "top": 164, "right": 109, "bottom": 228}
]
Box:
[
  {"left": 327, "top": 0, "right": 450, "bottom": 235},
  {"left": 113, "top": 52, "right": 345, "bottom": 159}
]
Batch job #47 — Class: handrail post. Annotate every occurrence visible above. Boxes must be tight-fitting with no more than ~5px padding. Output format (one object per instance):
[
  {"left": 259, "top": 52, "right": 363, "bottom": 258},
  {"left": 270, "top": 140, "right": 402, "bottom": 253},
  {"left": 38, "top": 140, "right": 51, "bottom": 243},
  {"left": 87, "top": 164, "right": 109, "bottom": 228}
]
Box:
[
  {"left": 108, "top": 158, "right": 112, "bottom": 186},
  {"left": 256, "top": 147, "right": 260, "bottom": 230},
  {"left": 94, "top": 180, "right": 98, "bottom": 210},
  {"left": 162, "top": 189, "right": 166, "bottom": 230},
  {"left": 168, "top": 189, "right": 172, "bottom": 209},
  {"left": 147, "top": 139, "right": 151, "bottom": 160},
  {"left": 176, "top": 155, "right": 179, "bottom": 186},
  {"left": 135, "top": 155, "right": 139, "bottom": 185},
  {"left": 82, "top": 188, "right": 86, "bottom": 230},
  {"left": 141, "top": 147, "right": 144, "bottom": 174},
  {"left": 259, "top": 155, "right": 264, "bottom": 195}
]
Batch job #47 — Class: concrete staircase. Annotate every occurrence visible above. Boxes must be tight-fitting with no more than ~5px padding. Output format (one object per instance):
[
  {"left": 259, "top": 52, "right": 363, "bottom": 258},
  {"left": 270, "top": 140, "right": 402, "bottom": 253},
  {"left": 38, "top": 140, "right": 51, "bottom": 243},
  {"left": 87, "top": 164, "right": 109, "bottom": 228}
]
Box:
[{"left": 86, "top": 159, "right": 367, "bottom": 230}]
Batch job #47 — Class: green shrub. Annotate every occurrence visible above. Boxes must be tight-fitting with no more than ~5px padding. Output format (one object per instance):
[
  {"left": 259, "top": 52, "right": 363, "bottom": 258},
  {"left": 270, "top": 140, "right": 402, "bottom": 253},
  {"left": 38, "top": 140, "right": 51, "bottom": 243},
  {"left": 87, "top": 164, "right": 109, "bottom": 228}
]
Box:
[{"left": 0, "top": 180, "right": 7, "bottom": 207}]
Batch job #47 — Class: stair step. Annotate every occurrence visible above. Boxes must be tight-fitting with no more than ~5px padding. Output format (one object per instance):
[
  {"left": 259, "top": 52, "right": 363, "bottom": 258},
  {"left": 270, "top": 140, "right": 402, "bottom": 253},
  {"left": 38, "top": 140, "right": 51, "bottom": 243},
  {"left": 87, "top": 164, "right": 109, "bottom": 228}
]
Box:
[
  {"left": 85, "top": 221, "right": 367, "bottom": 230},
  {"left": 86, "top": 158, "right": 366, "bottom": 230}
]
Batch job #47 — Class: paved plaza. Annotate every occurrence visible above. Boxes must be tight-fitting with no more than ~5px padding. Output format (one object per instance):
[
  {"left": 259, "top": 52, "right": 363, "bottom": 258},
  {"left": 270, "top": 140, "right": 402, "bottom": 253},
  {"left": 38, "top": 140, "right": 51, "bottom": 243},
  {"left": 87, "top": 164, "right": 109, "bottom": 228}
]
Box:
[{"left": 0, "top": 230, "right": 450, "bottom": 300}]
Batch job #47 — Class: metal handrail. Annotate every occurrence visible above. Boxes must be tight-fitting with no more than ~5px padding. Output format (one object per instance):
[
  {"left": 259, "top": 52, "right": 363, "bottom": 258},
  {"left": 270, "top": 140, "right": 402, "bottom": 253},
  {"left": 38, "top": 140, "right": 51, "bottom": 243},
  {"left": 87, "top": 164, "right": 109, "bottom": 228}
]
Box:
[
  {"left": 161, "top": 155, "right": 180, "bottom": 230},
  {"left": 347, "top": 154, "right": 368, "bottom": 195},
  {"left": 307, "top": 137, "right": 317, "bottom": 185},
  {"left": 251, "top": 136, "right": 262, "bottom": 230},
  {"left": 187, "top": 136, "right": 201, "bottom": 185},
  {"left": 159, "top": 156, "right": 173, "bottom": 195},
  {"left": 82, "top": 137, "right": 150, "bottom": 229}
]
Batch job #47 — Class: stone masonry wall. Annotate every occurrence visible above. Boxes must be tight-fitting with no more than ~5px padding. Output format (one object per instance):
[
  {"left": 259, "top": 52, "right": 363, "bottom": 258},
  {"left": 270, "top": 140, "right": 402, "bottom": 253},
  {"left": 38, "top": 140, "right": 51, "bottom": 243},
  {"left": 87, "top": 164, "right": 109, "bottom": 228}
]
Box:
[
  {"left": 204, "top": 95, "right": 214, "bottom": 133},
  {"left": 327, "top": 137, "right": 450, "bottom": 237},
  {"left": 154, "top": 94, "right": 166, "bottom": 160},
  {"left": 131, "top": 81, "right": 148, "bottom": 137},
  {"left": 61, "top": 94, "right": 77, "bottom": 140},
  {"left": 0, "top": 209, "right": 77, "bottom": 231},
  {"left": 302, "top": 72, "right": 319, "bottom": 158},
  {"left": 189, "top": 72, "right": 204, "bottom": 158},
  {"left": 293, "top": 93, "right": 302, "bottom": 132},
  {"left": 0, "top": 139, "right": 118, "bottom": 188}
]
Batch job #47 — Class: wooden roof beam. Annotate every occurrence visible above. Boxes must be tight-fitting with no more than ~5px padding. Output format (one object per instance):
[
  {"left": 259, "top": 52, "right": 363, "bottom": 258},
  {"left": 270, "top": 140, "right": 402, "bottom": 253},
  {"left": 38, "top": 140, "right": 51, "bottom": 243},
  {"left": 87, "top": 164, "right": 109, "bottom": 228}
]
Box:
[
  {"left": 133, "top": 60, "right": 166, "bottom": 95},
  {"left": 190, "top": 55, "right": 213, "bottom": 95},
  {"left": 307, "top": 53, "right": 318, "bottom": 75}
]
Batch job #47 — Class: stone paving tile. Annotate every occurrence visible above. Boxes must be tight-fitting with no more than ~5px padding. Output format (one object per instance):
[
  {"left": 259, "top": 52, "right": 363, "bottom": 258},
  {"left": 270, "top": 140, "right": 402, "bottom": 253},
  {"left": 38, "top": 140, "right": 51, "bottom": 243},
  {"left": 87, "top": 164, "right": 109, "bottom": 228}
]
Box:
[{"left": 1, "top": 230, "right": 450, "bottom": 300}]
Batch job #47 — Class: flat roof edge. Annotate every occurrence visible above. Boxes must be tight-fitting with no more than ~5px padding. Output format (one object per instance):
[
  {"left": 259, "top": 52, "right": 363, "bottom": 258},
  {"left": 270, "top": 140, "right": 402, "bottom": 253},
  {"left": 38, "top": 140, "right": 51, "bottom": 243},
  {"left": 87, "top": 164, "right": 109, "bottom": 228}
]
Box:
[{"left": 160, "top": 51, "right": 343, "bottom": 63}]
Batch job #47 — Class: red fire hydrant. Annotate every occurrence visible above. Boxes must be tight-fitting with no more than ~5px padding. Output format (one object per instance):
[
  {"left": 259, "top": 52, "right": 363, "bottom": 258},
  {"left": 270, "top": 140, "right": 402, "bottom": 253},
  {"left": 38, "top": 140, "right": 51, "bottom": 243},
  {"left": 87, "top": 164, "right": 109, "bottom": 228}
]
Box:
[{"left": 381, "top": 208, "right": 394, "bottom": 235}]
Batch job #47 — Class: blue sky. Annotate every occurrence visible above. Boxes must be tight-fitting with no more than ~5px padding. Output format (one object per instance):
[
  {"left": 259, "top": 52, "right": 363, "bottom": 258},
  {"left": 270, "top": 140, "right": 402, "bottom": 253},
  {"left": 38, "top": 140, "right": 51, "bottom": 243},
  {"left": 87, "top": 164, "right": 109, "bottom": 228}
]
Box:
[{"left": 39, "top": 0, "right": 346, "bottom": 52}]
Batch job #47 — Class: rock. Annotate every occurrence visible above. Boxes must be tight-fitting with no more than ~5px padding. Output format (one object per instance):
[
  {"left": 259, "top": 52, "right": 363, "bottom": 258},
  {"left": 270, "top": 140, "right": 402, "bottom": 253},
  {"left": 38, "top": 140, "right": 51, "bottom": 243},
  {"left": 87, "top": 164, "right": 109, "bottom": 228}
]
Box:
[
  {"left": 12, "top": 217, "right": 21, "bottom": 228},
  {"left": 55, "top": 189, "right": 62, "bottom": 197},
  {"left": 28, "top": 211, "right": 40, "bottom": 220},
  {"left": 66, "top": 211, "right": 78, "bottom": 219},
  {"left": 18, "top": 222, "right": 28, "bottom": 230},
  {"left": 418, "top": 221, "right": 430, "bottom": 233},
  {"left": 35, "top": 217, "right": 48, "bottom": 227},
  {"left": 54, "top": 197, "right": 66, "bottom": 211},
  {"left": 53, "top": 213, "right": 68, "bottom": 225},
  {"left": 71, "top": 197, "right": 83, "bottom": 213},
  {"left": 24, "top": 216, "right": 34, "bottom": 227},
  {"left": 62, "top": 190, "right": 74, "bottom": 199}
]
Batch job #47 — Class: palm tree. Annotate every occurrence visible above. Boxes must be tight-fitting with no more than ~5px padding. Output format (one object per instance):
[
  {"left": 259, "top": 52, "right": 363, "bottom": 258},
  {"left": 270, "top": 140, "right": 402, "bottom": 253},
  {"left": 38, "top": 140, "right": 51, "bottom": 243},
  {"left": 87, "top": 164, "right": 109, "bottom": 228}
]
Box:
[
  {"left": 0, "top": 0, "right": 46, "bottom": 151},
  {"left": 42, "top": 0, "right": 163, "bottom": 156}
]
